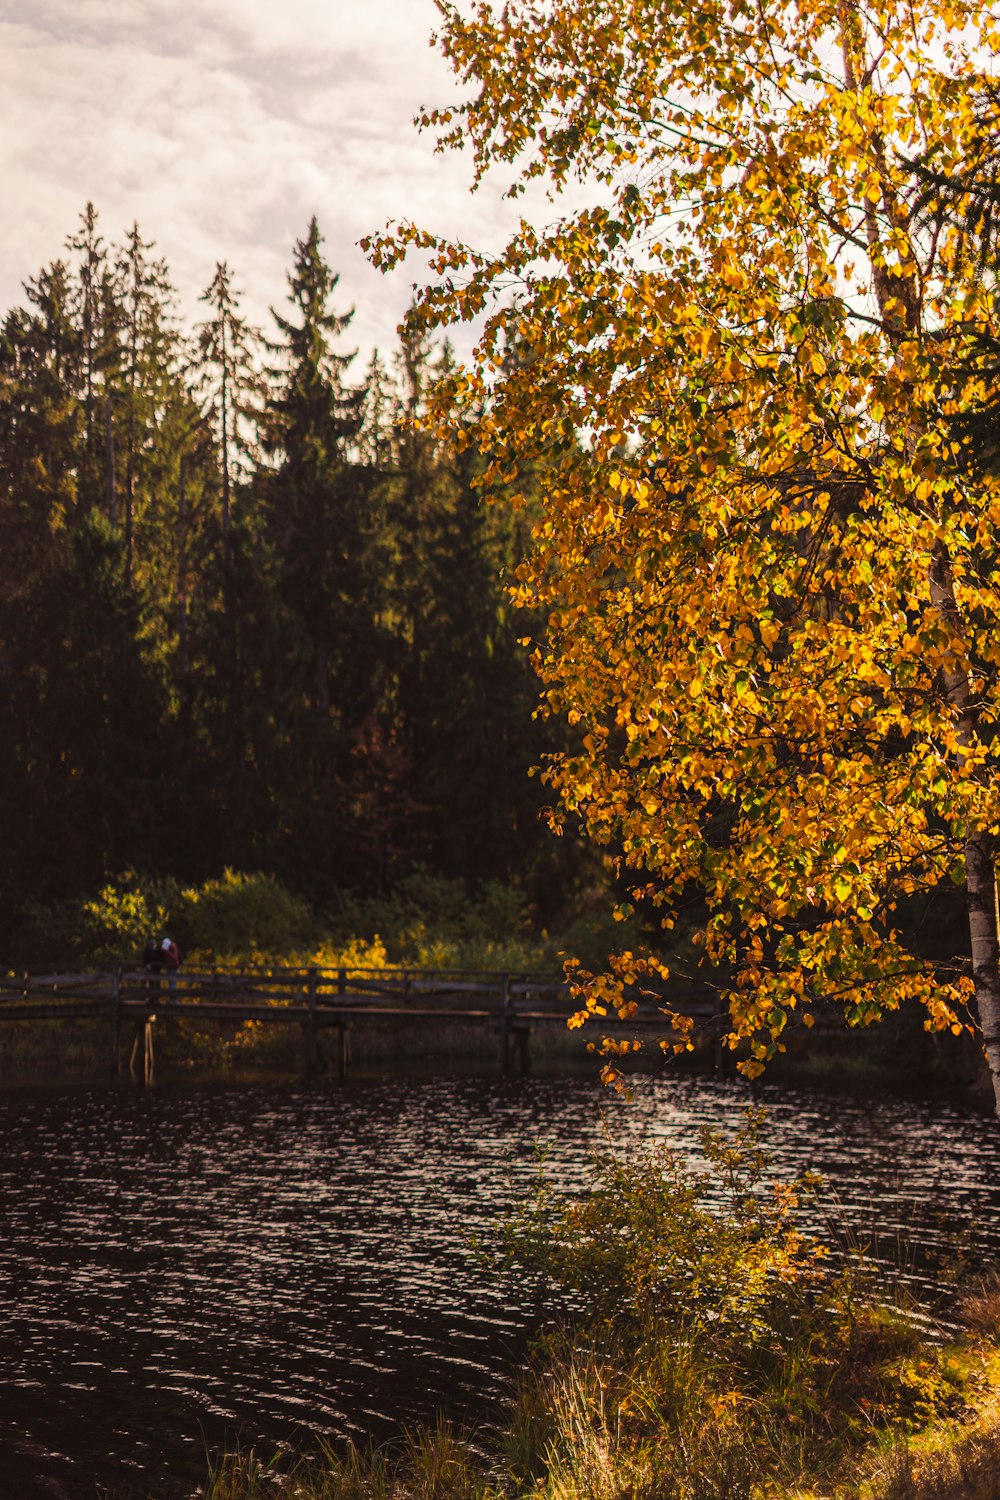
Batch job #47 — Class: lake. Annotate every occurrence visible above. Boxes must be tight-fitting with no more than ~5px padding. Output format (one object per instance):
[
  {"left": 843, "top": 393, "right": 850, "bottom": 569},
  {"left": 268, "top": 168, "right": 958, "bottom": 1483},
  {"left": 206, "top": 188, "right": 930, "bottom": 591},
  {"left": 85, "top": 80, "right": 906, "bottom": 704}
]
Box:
[{"left": 2, "top": 1067, "right": 999, "bottom": 1499}]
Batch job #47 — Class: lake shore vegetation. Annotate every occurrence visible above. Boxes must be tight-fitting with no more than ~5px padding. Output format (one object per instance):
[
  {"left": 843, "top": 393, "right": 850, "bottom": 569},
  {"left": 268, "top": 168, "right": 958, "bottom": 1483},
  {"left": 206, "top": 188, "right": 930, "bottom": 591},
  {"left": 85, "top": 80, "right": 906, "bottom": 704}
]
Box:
[
  {"left": 5, "top": 867, "right": 990, "bottom": 1097},
  {"left": 194, "top": 1113, "right": 1000, "bottom": 1500}
]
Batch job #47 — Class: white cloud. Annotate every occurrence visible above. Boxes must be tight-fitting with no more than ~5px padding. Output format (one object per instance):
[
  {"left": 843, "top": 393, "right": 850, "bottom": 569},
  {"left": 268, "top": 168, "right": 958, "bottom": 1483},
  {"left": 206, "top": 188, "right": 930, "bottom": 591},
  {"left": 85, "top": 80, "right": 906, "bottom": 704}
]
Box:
[{"left": 0, "top": 0, "right": 515, "bottom": 365}]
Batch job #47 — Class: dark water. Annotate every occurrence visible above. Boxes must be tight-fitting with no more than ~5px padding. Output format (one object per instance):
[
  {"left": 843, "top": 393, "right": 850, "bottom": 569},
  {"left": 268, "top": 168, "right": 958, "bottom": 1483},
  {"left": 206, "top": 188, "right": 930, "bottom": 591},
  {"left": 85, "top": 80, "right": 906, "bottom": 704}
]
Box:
[{"left": 2, "top": 1069, "right": 999, "bottom": 1500}]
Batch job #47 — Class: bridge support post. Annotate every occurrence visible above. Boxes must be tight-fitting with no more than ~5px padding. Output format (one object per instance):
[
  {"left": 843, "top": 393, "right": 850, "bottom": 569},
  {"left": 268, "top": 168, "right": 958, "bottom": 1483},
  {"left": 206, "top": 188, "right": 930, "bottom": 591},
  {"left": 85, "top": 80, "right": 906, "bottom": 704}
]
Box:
[
  {"left": 501, "top": 977, "right": 530, "bottom": 1074},
  {"left": 500, "top": 974, "right": 512, "bottom": 1072},
  {"left": 302, "top": 967, "right": 327, "bottom": 1074},
  {"left": 129, "top": 1014, "right": 155, "bottom": 1085},
  {"left": 336, "top": 1023, "right": 351, "bottom": 1078},
  {"left": 110, "top": 967, "right": 121, "bottom": 1077},
  {"left": 303, "top": 967, "right": 319, "bottom": 1073}
]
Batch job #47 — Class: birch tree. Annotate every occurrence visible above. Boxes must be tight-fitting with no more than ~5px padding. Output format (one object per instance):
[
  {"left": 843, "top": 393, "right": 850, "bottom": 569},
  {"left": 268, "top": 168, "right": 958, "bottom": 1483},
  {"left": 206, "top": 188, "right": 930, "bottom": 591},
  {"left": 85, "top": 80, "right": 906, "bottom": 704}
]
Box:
[{"left": 369, "top": 0, "right": 1000, "bottom": 1106}]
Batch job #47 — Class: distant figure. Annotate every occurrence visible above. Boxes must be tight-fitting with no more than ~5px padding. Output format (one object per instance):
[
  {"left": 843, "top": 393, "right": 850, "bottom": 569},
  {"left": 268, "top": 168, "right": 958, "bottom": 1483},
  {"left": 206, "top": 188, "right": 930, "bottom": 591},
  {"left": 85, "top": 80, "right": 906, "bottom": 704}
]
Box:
[
  {"left": 162, "top": 937, "right": 180, "bottom": 996},
  {"left": 141, "top": 936, "right": 164, "bottom": 1011},
  {"left": 142, "top": 936, "right": 164, "bottom": 973}
]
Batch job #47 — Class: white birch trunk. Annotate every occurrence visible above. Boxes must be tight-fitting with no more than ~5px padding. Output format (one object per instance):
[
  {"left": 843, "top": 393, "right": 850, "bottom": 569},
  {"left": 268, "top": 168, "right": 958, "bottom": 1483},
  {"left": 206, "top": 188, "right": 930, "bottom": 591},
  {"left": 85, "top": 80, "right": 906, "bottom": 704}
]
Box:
[{"left": 840, "top": 4, "right": 1000, "bottom": 1111}]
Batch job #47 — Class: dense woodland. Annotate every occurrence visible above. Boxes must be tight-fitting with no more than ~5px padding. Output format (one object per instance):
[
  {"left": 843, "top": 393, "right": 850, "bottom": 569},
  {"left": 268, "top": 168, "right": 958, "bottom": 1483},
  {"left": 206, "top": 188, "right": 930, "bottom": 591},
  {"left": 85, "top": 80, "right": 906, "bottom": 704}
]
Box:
[{"left": 0, "top": 205, "right": 574, "bottom": 948}]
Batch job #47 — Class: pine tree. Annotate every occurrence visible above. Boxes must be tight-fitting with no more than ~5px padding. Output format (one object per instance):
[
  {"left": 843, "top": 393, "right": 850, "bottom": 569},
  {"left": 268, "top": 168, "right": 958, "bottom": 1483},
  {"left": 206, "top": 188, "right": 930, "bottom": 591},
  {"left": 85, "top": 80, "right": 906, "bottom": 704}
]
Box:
[
  {"left": 65, "top": 202, "right": 103, "bottom": 497},
  {"left": 0, "top": 248, "right": 169, "bottom": 906},
  {"left": 263, "top": 217, "right": 369, "bottom": 720},
  {"left": 357, "top": 349, "right": 395, "bottom": 469},
  {"left": 387, "top": 328, "right": 548, "bottom": 883},
  {"left": 259, "top": 217, "right": 390, "bottom": 891},
  {"left": 195, "top": 261, "right": 262, "bottom": 546},
  {"left": 116, "top": 223, "right": 178, "bottom": 584}
]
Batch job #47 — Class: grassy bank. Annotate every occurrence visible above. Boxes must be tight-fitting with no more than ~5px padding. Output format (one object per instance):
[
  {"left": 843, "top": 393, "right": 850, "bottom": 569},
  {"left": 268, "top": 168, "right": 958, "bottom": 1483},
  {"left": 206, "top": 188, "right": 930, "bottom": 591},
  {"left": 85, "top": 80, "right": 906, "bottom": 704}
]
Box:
[
  {"left": 200, "top": 1349, "right": 1000, "bottom": 1500},
  {"left": 189, "top": 1112, "right": 1000, "bottom": 1500}
]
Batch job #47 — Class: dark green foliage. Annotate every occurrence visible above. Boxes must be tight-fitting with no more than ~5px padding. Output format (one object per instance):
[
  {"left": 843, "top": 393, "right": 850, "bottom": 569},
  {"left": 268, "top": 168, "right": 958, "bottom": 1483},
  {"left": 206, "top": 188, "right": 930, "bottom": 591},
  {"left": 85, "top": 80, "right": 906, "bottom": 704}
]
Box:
[
  {"left": 0, "top": 207, "right": 583, "bottom": 945},
  {"left": 0, "top": 513, "right": 166, "bottom": 907},
  {"left": 373, "top": 326, "right": 558, "bottom": 893},
  {"left": 330, "top": 865, "right": 546, "bottom": 968}
]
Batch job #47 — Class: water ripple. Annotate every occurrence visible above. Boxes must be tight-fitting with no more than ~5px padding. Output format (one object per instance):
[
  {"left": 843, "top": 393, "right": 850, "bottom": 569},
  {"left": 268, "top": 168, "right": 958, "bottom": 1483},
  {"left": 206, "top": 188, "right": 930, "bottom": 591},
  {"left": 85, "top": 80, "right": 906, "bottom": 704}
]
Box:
[{"left": 1, "top": 1071, "right": 999, "bottom": 1498}]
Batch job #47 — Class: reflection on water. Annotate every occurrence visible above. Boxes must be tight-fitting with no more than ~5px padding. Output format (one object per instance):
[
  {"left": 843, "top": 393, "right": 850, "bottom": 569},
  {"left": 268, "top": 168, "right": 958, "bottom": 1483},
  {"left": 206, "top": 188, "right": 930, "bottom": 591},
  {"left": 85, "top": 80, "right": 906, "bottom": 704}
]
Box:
[{"left": 1, "top": 1070, "right": 999, "bottom": 1499}]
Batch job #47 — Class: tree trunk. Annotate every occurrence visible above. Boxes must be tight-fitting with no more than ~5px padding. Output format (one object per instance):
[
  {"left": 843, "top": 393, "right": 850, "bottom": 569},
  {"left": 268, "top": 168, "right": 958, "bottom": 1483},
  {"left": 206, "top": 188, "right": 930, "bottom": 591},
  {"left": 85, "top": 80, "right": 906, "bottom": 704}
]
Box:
[
  {"left": 965, "top": 833, "right": 1000, "bottom": 1111},
  {"left": 839, "top": 5, "right": 1000, "bottom": 1114},
  {"left": 105, "top": 396, "right": 117, "bottom": 528}
]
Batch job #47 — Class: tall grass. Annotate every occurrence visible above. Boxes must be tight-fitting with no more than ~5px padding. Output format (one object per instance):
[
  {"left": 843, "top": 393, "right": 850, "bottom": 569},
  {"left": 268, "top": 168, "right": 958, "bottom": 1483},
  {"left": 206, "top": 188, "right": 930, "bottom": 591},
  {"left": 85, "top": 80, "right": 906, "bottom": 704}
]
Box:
[{"left": 201, "top": 1426, "right": 493, "bottom": 1500}]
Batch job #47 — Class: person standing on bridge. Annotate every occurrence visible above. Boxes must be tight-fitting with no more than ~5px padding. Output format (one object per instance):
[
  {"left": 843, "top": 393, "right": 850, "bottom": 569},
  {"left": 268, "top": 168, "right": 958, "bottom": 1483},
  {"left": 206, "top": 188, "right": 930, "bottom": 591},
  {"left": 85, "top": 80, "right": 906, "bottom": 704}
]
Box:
[
  {"left": 142, "top": 936, "right": 164, "bottom": 1009},
  {"left": 142, "top": 936, "right": 163, "bottom": 975},
  {"left": 162, "top": 937, "right": 180, "bottom": 998}
]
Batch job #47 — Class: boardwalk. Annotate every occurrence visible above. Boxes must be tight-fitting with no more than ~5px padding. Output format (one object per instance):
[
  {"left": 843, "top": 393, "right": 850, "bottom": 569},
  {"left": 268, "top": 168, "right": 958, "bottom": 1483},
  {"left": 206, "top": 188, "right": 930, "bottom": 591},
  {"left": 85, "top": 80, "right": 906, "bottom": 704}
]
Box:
[{"left": 0, "top": 965, "right": 720, "bottom": 1082}]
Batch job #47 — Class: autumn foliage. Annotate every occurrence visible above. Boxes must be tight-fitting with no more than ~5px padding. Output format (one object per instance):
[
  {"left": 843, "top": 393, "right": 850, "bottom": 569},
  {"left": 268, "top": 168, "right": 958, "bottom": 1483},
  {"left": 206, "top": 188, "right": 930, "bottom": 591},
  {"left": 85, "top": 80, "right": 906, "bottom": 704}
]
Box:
[{"left": 369, "top": 0, "right": 1000, "bottom": 1105}]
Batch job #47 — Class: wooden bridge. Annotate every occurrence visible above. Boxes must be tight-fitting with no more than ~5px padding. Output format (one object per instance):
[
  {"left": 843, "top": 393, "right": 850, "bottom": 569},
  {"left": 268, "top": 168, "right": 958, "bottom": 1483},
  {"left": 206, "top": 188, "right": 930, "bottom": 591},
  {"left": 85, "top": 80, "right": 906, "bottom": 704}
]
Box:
[{"left": 0, "top": 965, "right": 722, "bottom": 1083}]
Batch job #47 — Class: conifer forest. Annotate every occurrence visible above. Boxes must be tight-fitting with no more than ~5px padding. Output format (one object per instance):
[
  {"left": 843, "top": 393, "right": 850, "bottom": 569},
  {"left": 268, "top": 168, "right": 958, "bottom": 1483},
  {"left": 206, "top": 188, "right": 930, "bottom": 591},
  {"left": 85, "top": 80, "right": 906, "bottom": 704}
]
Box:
[{"left": 0, "top": 205, "right": 562, "bottom": 944}]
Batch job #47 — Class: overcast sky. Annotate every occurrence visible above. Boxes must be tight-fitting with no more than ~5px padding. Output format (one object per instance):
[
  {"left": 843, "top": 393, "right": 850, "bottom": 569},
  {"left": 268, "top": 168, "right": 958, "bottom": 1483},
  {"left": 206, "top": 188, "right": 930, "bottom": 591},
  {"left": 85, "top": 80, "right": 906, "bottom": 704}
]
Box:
[{"left": 0, "top": 0, "right": 519, "bottom": 366}]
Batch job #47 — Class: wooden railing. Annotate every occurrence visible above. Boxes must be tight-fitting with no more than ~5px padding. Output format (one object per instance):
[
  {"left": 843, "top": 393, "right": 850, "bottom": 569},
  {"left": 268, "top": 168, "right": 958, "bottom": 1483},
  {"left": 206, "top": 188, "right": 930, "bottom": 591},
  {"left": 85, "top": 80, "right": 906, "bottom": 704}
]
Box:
[
  {"left": 0, "top": 964, "right": 719, "bottom": 1022},
  {"left": 0, "top": 964, "right": 724, "bottom": 1081}
]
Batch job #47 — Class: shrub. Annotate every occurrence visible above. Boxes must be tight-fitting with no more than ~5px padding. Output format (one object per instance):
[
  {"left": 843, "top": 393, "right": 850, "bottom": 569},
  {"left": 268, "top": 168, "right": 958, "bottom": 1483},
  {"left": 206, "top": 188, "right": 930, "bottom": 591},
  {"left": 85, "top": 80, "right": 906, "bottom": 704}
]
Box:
[
  {"left": 180, "top": 871, "right": 319, "bottom": 962},
  {"left": 14, "top": 869, "right": 321, "bottom": 968},
  {"left": 76, "top": 870, "right": 184, "bottom": 964},
  {"left": 332, "top": 868, "right": 555, "bottom": 971},
  {"left": 491, "top": 1106, "right": 826, "bottom": 1343}
]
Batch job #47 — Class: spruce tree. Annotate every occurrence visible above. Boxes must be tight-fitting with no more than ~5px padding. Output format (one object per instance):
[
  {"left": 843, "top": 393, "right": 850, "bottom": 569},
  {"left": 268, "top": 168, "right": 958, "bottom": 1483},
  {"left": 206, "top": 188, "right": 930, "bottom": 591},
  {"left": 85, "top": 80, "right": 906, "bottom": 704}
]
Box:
[
  {"left": 263, "top": 217, "right": 370, "bottom": 717},
  {"left": 116, "top": 223, "right": 178, "bottom": 585},
  {"left": 196, "top": 261, "right": 262, "bottom": 546},
  {"left": 260, "top": 217, "right": 383, "bottom": 890}
]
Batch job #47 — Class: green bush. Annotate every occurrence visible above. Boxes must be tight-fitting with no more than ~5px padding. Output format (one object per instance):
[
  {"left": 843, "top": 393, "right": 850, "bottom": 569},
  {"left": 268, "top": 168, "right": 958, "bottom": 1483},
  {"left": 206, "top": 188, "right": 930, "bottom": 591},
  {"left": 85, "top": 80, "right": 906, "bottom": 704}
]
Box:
[
  {"left": 491, "top": 1106, "right": 825, "bottom": 1341},
  {"left": 76, "top": 870, "right": 184, "bottom": 964},
  {"left": 324, "top": 866, "right": 659, "bottom": 973},
  {"left": 12, "top": 869, "right": 319, "bottom": 967},
  {"left": 14, "top": 860, "right": 663, "bottom": 979},
  {"left": 180, "top": 870, "right": 318, "bottom": 961},
  {"left": 332, "top": 867, "right": 556, "bottom": 970}
]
